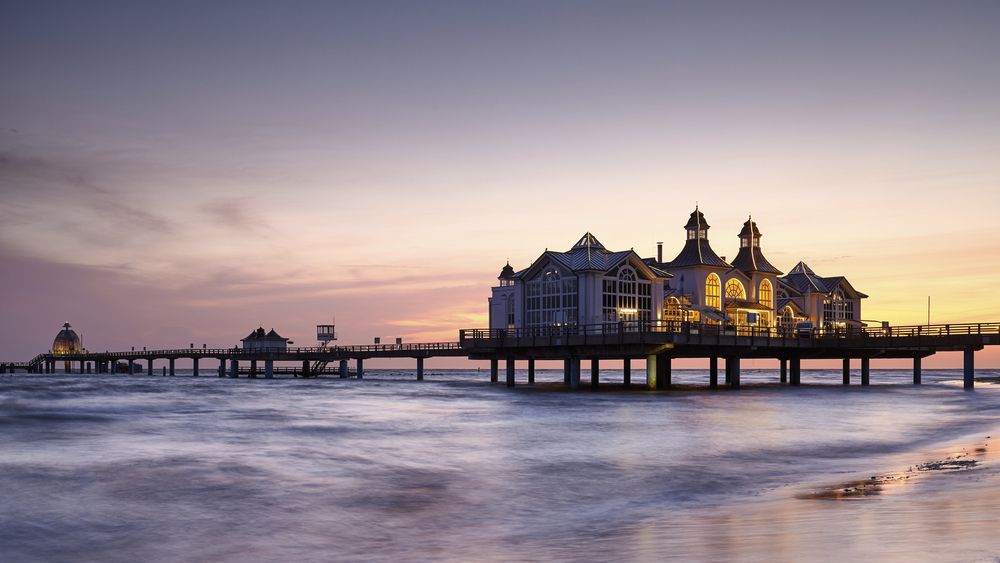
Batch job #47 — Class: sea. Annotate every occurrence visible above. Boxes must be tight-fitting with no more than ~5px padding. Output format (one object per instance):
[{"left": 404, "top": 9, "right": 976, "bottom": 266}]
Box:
[{"left": 2, "top": 367, "right": 999, "bottom": 563}]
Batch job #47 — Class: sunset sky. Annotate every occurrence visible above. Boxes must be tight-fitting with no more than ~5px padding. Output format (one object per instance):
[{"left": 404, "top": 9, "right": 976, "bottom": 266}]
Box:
[{"left": 2, "top": 1, "right": 999, "bottom": 368}]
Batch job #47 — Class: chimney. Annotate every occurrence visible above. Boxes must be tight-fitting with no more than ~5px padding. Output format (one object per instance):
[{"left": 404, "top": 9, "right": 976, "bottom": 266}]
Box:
[{"left": 657, "top": 242, "right": 663, "bottom": 263}]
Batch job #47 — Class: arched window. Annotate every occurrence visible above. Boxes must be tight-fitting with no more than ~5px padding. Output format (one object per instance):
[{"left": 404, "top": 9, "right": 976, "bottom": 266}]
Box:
[
  {"left": 664, "top": 297, "right": 682, "bottom": 323},
  {"left": 506, "top": 294, "right": 515, "bottom": 328},
  {"left": 706, "top": 273, "right": 721, "bottom": 309},
  {"left": 725, "top": 279, "right": 746, "bottom": 300},
  {"left": 758, "top": 279, "right": 773, "bottom": 308},
  {"left": 779, "top": 306, "right": 795, "bottom": 333},
  {"left": 525, "top": 264, "right": 578, "bottom": 327}
]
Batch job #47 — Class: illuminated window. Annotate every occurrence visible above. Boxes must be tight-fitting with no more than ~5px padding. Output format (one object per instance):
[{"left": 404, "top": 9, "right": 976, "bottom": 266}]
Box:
[
  {"left": 664, "top": 297, "right": 682, "bottom": 322},
  {"left": 823, "top": 288, "right": 850, "bottom": 326},
  {"left": 725, "top": 279, "right": 745, "bottom": 300},
  {"left": 706, "top": 273, "right": 721, "bottom": 309},
  {"left": 603, "top": 266, "right": 652, "bottom": 322},
  {"left": 779, "top": 306, "right": 795, "bottom": 333},
  {"left": 525, "top": 265, "right": 577, "bottom": 327},
  {"left": 758, "top": 279, "right": 772, "bottom": 308}
]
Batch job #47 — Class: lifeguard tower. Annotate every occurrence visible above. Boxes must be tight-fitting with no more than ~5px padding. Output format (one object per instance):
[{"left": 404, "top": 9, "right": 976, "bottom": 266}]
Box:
[
  {"left": 308, "top": 321, "right": 338, "bottom": 376},
  {"left": 317, "top": 321, "right": 338, "bottom": 344}
]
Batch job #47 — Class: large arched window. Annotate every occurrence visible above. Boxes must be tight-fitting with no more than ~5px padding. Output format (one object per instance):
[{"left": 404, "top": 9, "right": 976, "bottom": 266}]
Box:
[
  {"left": 725, "top": 279, "right": 746, "bottom": 300},
  {"left": 505, "top": 294, "right": 515, "bottom": 328},
  {"left": 525, "top": 264, "right": 578, "bottom": 327},
  {"left": 706, "top": 273, "right": 721, "bottom": 309},
  {"left": 758, "top": 279, "right": 773, "bottom": 308},
  {"left": 823, "top": 287, "right": 850, "bottom": 326}
]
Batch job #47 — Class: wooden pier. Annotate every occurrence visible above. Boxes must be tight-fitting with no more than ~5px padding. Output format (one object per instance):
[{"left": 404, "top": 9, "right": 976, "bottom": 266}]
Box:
[{"left": 3, "top": 322, "right": 998, "bottom": 390}]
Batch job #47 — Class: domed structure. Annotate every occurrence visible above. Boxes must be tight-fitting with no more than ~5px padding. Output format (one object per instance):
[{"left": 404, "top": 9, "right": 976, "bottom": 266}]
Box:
[{"left": 52, "top": 322, "right": 82, "bottom": 356}]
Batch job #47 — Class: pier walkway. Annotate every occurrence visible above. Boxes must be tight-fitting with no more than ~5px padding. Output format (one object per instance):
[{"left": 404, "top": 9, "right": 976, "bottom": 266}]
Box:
[
  {"left": 8, "top": 342, "right": 463, "bottom": 380},
  {"left": 460, "top": 321, "right": 1000, "bottom": 390},
  {"left": 4, "top": 322, "right": 998, "bottom": 390}
]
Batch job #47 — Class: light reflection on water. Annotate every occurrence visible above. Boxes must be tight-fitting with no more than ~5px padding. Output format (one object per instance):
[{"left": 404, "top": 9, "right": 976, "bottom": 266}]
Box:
[{"left": 1, "top": 369, "right": 998, "bottom": 562}]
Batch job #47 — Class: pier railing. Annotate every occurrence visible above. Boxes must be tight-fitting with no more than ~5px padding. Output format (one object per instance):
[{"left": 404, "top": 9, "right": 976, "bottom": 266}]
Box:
[
  {"left": 22, "top": 342, "right": 463, "bottom": 361},
  {"left": 459, "top": 321, "right": 1000, "bottom": 343}
]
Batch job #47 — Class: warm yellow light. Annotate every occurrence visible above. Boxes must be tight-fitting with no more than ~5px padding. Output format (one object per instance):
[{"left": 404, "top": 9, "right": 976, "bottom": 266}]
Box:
[{"left": 620, "top": 308, "right": 638, "bottom": 314}]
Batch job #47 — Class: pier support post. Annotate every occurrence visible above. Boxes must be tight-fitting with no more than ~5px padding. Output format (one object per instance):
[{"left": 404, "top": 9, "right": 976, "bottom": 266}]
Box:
[
  {"left": 843, "top": 358, "right": 851, "bottom": 385},
  {"left": 147, "top": 359, "right": 153, "bottom": 376},
  {"left": 623, "top": 359, "right": 631, "bottom": 387},
  {"left": 169, "top": 358, "right": 175, "bottom": 377},
  {"left": 340, "top": 360, "right": 348, "bottom": 378},
  {"left": 265, "top": 360, "right": 273, "bottom": 379},
  {"left": 250, "top": 359, "right": 258, "bottom": 378},
  {"left": 729, "top": 357, "right": 741, "bottom": 390},
  {"left": 964, "top": 349, "right": 975, "bottom": 389},
  {"left": 192, "top": 357, "right": 199, "bottom": 377},
  {"left": 861, "top": 357, "right": 870, "bottom": 386},
  {"left": 86, "top": 362, "right": 91, "bottom": 374},
  {"left": 780, "top": 358, "right": 787, "bottom": 384},
  {"left": 710, "top": 357, "right": 719, "bottom": 387},
  {"left": 570, "top": 357, "right": 581, "bottom": 390},
  {"left": 913, "top": 357, "right": 921, "bottom": 385},
  {"left": 528, "top": 359, "right": 535, "bottom": 383},
  {"left": 646, "top": 355, "right": 657, "bottom": 390},
  {"left": 506, "top": 358, "right": 515, "bottom": 387},
  {"left": 302, "top": 359, "right": 309, "bottom": 378},
  {"left": 490, "top": 359, "right": 498, "bottom": 382},
  {"left": 417, "top": 357, "right": 424, "bottom": 381},
  {"left": 357, "top": 358, "right": 364, "bottom": 380},
  {"left": 656, "top": 354, "right": 671, "bottom": 387},
  {"left": 564, "top": 359, "right": 571, "bottom": 385},
  {"left": 230, "top": 360, "right": 238, "bottom": 378},
  {"left": 591, "top": 358, "right": 599, "bottom": 388},
  {"left": 790, "top": 357, "right": 801, "bottom": 385},
  {"left": 219, "top": 358, "right": 226, "bottom": 377}
]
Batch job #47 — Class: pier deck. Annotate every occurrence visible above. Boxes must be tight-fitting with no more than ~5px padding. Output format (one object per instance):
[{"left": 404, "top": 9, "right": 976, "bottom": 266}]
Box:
[{"left": 4, "top": 322, "right": 998, "bottom": 389}]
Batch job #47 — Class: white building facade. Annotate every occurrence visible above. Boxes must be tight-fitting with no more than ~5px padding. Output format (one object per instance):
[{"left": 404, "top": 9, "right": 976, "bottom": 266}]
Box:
[{"left": 489, "top": 208, "right": 866, "bottom": 334}]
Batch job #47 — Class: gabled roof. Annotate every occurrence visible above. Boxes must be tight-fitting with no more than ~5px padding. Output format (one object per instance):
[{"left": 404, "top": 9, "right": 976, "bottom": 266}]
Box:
[
  {"left": 779, "top": 262, "right": 868, "bottom": 298},
  {"left": 775, "top": 298, "right": 805, "bottom": 315},
  {"left": 242, "top": 327, "right": 288, "bottom": 342},
  {"left": 512, "top": 233, "right": 668, "bottom": 281}
]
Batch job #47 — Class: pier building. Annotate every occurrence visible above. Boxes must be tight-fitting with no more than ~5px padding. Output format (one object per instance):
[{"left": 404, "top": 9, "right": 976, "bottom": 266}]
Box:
[
  {"left": 489, "top": 232, "right": 671, "bottom": 330},
  {"left": 241, "top": 327, "right": 290, "bottom": 350},
  {"left": 52, "top": 322, "right": 82, "bottom": 372},
  {"left": 489, "top": 208, "right": 866, "bottom": 335}
]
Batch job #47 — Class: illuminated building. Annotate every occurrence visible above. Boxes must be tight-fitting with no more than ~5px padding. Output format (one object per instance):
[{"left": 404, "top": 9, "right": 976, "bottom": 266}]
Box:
[
  {"left": 489, "top": 208, "right": 866, "bottom": 333},
  {"left": 489, "top": 233, "right": 672, "bottom": 329},
  {"left": 52, "top": 321, "right": 83, "bottom": 372}
]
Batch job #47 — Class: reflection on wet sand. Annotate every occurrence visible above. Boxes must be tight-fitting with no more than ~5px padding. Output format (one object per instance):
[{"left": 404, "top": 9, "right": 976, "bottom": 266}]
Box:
[{"left": 800, "top": 441, "right": 991, "bottom": 500}]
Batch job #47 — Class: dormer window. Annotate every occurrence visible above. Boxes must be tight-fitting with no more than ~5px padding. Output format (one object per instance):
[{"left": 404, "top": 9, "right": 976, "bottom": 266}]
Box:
[{"left": 687, "top": 228, "right": 706, "bottom": 240}]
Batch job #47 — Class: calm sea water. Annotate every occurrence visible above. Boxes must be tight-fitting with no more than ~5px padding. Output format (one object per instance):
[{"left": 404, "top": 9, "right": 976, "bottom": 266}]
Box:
[{"left": 2, "top": 368, "right": 999, "bottom": 563}]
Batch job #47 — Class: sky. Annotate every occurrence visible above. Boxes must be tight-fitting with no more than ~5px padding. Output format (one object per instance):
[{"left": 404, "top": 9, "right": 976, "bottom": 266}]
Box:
[{"left": 2, "top": 1, "right": 999, "bottom": 368}]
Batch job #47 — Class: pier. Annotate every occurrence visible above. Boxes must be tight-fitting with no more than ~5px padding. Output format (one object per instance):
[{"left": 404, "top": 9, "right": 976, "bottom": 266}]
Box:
[
  {"left": 3, "top": 322, "right": 998, "bottom": 389},
  {"left": 459, "top": 321, "right": 1000, "bottom": 390}
]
